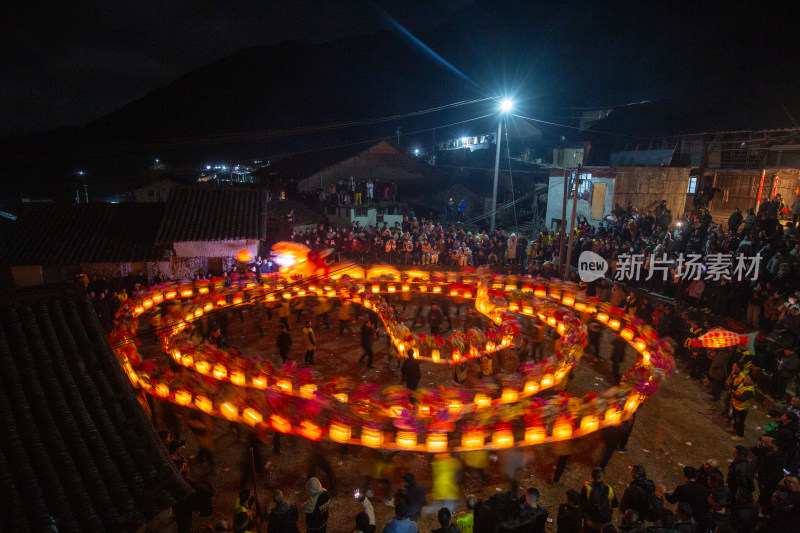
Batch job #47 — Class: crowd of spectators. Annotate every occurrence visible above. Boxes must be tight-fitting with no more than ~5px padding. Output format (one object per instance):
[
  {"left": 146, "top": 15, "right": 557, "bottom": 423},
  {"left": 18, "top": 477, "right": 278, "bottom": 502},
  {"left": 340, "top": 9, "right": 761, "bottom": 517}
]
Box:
[{"left": 81, "top": 191, "right": 800, "bottom": 532}]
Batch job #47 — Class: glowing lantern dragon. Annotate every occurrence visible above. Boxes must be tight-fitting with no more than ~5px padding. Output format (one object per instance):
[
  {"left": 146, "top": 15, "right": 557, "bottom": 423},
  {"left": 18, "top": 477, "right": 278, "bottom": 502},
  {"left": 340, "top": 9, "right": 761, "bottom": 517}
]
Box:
[{"left": 111, "top": 242, "right": 675, "bottom": 452}]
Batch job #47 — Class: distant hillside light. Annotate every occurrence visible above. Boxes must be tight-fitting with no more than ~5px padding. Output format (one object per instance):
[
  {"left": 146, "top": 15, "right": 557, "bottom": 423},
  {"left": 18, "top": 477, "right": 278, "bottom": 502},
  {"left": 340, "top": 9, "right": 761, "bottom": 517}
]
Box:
[
  {"left": 414, "top": 148, "right": 420, "bottom": 156},
  {"left": 500, "top": 98, "right": 513, "bottom": 112}
]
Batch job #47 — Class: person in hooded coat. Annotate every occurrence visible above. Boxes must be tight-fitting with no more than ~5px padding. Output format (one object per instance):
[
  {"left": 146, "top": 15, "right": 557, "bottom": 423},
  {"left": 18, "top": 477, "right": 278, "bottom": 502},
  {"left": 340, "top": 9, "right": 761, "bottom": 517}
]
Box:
[{"left": 301, "top": 477, "right": 330, "bottom": 533}]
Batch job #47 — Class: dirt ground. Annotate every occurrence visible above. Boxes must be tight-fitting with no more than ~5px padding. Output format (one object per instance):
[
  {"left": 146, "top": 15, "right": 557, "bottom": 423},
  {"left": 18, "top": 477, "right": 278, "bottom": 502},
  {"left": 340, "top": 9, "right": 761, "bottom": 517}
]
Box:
[{"left": 144, "top": 300, "right": 772, "bottom": 532}]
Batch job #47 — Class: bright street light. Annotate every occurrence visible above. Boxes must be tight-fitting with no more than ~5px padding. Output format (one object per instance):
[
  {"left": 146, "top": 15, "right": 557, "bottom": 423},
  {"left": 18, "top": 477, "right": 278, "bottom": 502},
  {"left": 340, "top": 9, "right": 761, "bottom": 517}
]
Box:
[
  {"left": 413, "top": 148, "right": 420, "bottom": 156},
  {"left": 491, "top": 97, "right": 514, "bottom": 231}
]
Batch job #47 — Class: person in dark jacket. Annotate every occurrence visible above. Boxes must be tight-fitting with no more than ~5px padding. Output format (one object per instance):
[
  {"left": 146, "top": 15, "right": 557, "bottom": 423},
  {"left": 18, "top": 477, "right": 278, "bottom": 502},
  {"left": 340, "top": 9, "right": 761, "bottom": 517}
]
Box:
[
  {"left": 358, "top": 320, "right": 376, "bottom": 369},
  {"left": 751, "top": 436, "right": 784, "bottom": 516},
  {"left": 701, "top": 491, "right": 731, "bottom": 533},
  {"left": 556, "top": 489, "right": 583, "bottom": 533},
  {"left": 401, "top": 353, "right": 421, "bottom": 391},
  {"left": 610, "top": 336, "right": 627, "bottom": 385},
  {"left": 432, "top": 508, "right": 459, "bottom": 533},
  {"left": 726, "top": 446, "right": 755, "bottom": 500},
  {"left": 729, "top": 488, "right": 757, "bottom": 533},
  {"left": 499, "top": 488, "right": 548, "bottom": 533},
  {"left": 728, "top": 208, "right": 743, "bottom": 233},
  {"left": 397, "top": 472, "right": 426, "bottom": 522},
  {"left": 276, "top": 323, "right": 292, "bottom": 364},
  {"left": 267, "top": 490, "right": 300, "bottom": 533},
  {"left": 696, "top": 459, "right": 723, "bottom": 490},
  {"left": 620, "top": 466, "right": 659, "bottom": 522},
  {"left": 764, "top": 410, "right": 798, "bottom": 467},
  {"left": 661, "top": 466, "right": 709, "bottom": 523},
  {"left": 673, "top": 501, "right": 699, "bottom": 533}
]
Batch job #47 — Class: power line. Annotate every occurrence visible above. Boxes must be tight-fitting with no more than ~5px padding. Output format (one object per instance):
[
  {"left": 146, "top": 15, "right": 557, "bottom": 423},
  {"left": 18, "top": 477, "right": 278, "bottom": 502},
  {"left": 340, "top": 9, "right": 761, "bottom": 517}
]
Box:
[{"left": 35, "top": 97, "right": 497, "bottom": 158}]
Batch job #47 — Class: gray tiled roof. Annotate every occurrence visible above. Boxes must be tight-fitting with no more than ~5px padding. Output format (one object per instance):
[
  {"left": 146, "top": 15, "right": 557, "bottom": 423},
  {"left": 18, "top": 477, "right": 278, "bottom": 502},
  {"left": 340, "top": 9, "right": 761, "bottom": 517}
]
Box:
[
  {"left": 1, "top": 203, "right": 166, "bottom": 266},
  {"left": 156, "top": 187, "right": 267, "bottom": 243},
  {"left": 0, "top": 283, "right": 192, "bottom": 531}
]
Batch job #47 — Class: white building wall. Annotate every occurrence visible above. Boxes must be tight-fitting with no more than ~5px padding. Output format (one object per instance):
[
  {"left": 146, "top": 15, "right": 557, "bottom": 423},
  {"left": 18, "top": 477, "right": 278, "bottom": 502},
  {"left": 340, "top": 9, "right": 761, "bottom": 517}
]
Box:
[{"left": 545, "top": 175, "right": 615, "bottom": 231}]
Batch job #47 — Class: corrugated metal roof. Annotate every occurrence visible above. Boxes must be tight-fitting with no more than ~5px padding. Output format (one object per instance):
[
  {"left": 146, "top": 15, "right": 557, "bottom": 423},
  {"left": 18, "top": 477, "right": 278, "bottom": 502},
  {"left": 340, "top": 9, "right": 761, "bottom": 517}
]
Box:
[
  {"left": 1, "top": 203, "right": 166, "bottom": 266},
  {"left": 0, "top": 283, "right": 192, "bottom": 531},
  {"left": 156, "top": 187, "right": 267, "bottom": 243}
]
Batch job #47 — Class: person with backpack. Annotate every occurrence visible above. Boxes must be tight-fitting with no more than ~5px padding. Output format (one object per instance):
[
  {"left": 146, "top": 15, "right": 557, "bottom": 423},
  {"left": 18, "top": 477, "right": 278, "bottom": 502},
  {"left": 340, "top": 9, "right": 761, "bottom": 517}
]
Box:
[
  {"left": 580, "top": 467, "right": 618, "bottom": 532},
  {"left": 620, "top": 465, "right": 662, "bottom": 523}
]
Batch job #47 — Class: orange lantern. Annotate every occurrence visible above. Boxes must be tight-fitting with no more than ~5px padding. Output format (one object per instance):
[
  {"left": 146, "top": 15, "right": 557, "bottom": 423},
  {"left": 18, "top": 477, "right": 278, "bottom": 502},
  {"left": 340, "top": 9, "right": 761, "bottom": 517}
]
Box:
[
  {"left": 501, "top": 388, "right": 519, "bottom": 403},
  {"left": 237, "top": 249, "right": 253, "bottom": 262},
  {"left": 329, "top": 422, "right": 351, "bottom": 442},
  {"left": 492, "top": 430, "right": 514, "bottom": 448},
  {"left": 579, "top": 415, "right": 599, "bottom": 434},
  {"left": 243, "top": 408, "right": 263, "bottom": 426},
  {"left": 220, "top": 402, "right": 238, "bottom": 421},
  {"left": 300, "top": 421, "right": 322, "bottom": 441},
  {"left": 195, "top": 360, "right": 210, "bottom": 374},
  {"left": 174, "top": 390, "right": 192, "bottom": 406},
  {"left": 213, "top": 364, "right": 227, "bottom": 380},
  {"left": 524, "top": 426, "right": 546, "bottom": 444},
  {"left": 300, "top": 384, "right": 317, "bottom": 398},
  {"left": 524, "top": 381, "right": 539, "bottom": 395},
  {"left": 431, "top": 349, "right": 440, "bottom": 362},
  {"left": 427, "top": 433, "right": 449, "bottom": 452},
  {"left": 540, "top": 374, "right": 554, "bottom": 388},
  {"left": 361, "top": 427, "right": 384, "bottom": 447},
  {"left": 195, "top": 395, "right": 213, "bottom": 413},
  {"left": 553, "top": 419, "right": 573, "bottom": 440},
  {"left": 154, "top": 383, "right": 169, "bottom": 398},
  {"left": 252, "top": 375, "right": 268, "bottom": 389},
  {"left": 396, "top": 431, "right": 417, "bottom": 449},
  {"left": 230, "top": 371, "right": 246, "bottom": 386},
  {"left": 461, "top": 431, "right": 485, "bottom": 449},
  {"left": 276, "top": 380, "right": 292, "bottom": 393},
  {"left": 270, "top": 414, "right": 292, "bottom": 433},
  {"left": 620, "top": 328, "right": 636, "bottom": 341},
  {"left": 604, "top": 408, "right": 621, "bottom": 425},
  {"left": 474, "top": 394, "right": 491, "bottom": 408}
]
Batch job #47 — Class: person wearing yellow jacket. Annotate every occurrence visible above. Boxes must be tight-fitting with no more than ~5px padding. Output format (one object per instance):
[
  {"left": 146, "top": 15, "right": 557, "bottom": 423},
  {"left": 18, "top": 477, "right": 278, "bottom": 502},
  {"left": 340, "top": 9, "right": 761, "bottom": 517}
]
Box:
[
  {"left": 425, "top": 453, "right": 461, "bottom": 517},
  {"left": 731, "top": 374, "right": 755, "bottom": 440},
  {"left": 302, "top": 320, "right": 317, "bottom": 365}
]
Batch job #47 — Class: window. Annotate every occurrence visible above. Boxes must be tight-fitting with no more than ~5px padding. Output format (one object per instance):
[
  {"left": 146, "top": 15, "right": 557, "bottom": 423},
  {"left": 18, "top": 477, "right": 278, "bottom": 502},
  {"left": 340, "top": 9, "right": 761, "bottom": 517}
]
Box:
[{"left": 687, "top": 177, "right": 697, "bottom": 194}]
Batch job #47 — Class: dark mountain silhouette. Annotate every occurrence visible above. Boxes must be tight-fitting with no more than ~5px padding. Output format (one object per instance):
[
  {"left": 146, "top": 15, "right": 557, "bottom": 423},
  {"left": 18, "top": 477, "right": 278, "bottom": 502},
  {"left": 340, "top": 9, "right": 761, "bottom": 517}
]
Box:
[{"left": 2, "top": 0, "right": 797, "bottom": 200}]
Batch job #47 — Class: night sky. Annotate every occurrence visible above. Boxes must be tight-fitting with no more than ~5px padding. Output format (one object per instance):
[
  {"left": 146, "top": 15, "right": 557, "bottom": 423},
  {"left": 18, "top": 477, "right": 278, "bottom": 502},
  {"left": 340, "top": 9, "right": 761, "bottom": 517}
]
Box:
[{"left": 0, "top": 0, "right": 472, "bottom": 138}]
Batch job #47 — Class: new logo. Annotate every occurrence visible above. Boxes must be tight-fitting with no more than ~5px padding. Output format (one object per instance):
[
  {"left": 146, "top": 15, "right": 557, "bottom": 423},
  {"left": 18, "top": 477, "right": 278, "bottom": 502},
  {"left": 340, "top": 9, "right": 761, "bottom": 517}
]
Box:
[{"left": 578, "top": 251, "right": 608, "bottom": 283}]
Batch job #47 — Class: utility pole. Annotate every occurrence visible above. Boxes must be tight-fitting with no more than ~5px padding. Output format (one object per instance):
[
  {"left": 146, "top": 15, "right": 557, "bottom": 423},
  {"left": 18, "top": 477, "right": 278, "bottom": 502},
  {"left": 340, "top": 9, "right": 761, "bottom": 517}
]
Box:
[
  {"left": 490, "top": 119, "right": 504, "bottom": 232},
  {"left": 395, "top": 127, "right": 401, "bottom": 145},
  {"left": 564, "top": 164, "right": 582, "bottom": 278},
  {"left": 557, "top": 168, "right": 570, "bottom": 271}
]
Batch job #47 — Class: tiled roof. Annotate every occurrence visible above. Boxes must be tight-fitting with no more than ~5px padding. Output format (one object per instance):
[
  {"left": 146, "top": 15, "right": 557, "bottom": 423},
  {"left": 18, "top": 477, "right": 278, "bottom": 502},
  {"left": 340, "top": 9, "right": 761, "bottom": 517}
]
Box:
[
  {"left": 1, "top": 203, "right": 166, "bottom": 266},
  {"left": 0, "top": 283, "right": 192, "bottom": 531},
  {"left": 156, "top": 187, "right": 267, "bottom": 243}
]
